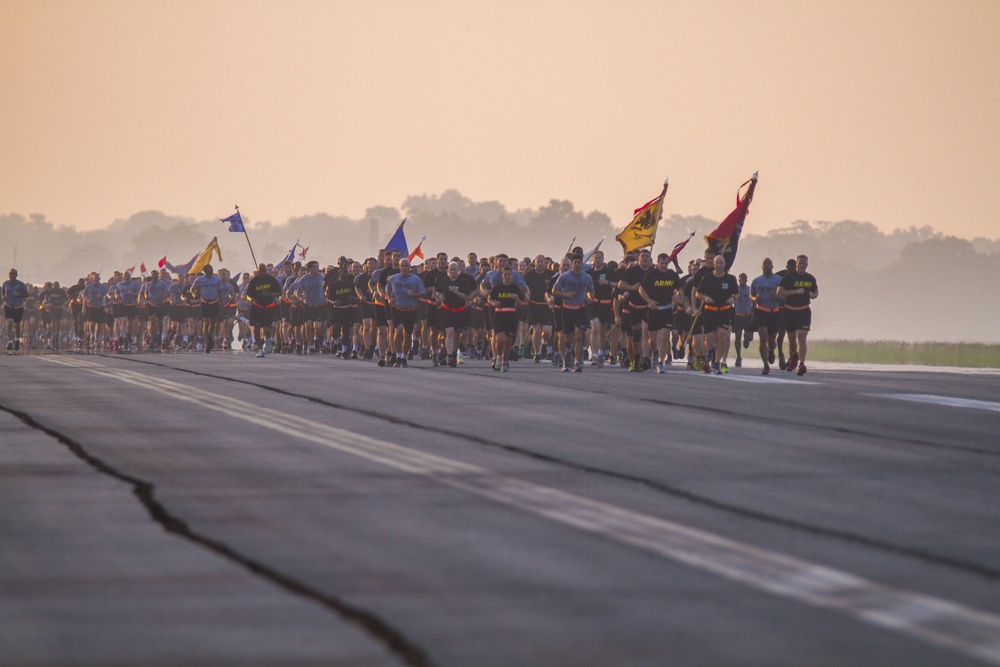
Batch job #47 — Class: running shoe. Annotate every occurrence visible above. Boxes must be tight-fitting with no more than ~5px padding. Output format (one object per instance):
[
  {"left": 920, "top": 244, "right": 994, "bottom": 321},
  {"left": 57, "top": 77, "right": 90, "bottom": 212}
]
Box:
[
  {"left": 401, "top": 358, "right": 408, "bottom": 368},
  {"left": 574, "top": 361, "right": 582, "bottom": 373},
  {"left": 534, "top": 354, "right": 541, "bottom": 363},
  {"left": 377, "top": 357, "right": 386, "bottom": 367},
  {"left": 5, "top": 342, "right": 12, "bottom": 351},
  {"left": 256, "top": 350, "right": 266, "bottom": 358},
  {"left": 786, "top": 355, "right": 799, "bottom": 372},
  {"left": 686, "top": 360, "right": 695, "bottom": 371},
  {"left": 449, "top": 355, "right": 458, "bottom": 368},
  {"left": 797, "top": 364, "right": 807, "bottom": 376},
  {"left": 393, "top": 358, "right": 402, "bottom": 368},
  {"left": 743, "top": 334, "right": 751, "bottom": 349},
  {"left": 721, "top": 362, "right": 729, "bottom": 374},
  {"left": 702, "top": 362, "right": 713, "bottom": 374},
  {"left": 713, "top": 363, "right": 722, "bottom": 375},
  {"left": 562, "top": 363, "right": 571, "bottom": 372},
  {"left": 734, "top": 358, "right": 742, "bottom": 368},
  {"left": 494, "top": 358, "right": 502, "bottom": 371},
  {"left": 768, "top": 348, "right": 776, "bottom": 364},
  {"left": 629, "top": 363, "right": 641, "bottom": 372},
  {"left": 761, "top": 364, "right": 770, "bottom": 375},
  {"left": 502, "top": 360, "right": 509, "bottom": 372},
  {"left": 778, "top": 355, "right": 786, "bottom": 370},
  {"left": 655, "top": 363, "right": 664, "bottom": 374}
]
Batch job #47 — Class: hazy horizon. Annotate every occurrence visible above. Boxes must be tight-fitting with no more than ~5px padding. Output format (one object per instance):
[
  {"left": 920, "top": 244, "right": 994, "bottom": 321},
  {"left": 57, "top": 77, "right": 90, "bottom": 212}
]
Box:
[
  {"left": 3, "top": 1, "right": 999, "bottom": 240},
  {"left": 4, "top": 187, "right": 1000, "bottom": 344}
]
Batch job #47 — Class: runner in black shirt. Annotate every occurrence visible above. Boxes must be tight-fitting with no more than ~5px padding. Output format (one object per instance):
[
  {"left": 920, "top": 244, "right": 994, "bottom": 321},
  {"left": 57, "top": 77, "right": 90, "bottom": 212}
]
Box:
[
  {"left": 586, "top": 250, "right": 617, "bottom": 367},
  {"left": 325, "top": 266, "right": 359, "bottom": 358},
  {"left": 246, "top": 264, "right": 282, "bottom": 357},
  {"left": 639, "top": 254, "right": 681, "bottom": 373},
  {"left": 616, "top": 248, "right": 653, "bottom": 371},
  {"left": 67, "top": 277, "right": 86, "bottom": 344},
  {"left": 487, "top": 266, "right": 523, "bottom": 372},
  {"left": 435, "top": 261, "right": 478, "bottom": 367},
  {"left": 694, "top": 256, "right": 739, "bottom": 374},
  {"left": 776, "top": 254, "right": 819, "bottom": 376},
  {"left": 523, "top": 255, "right": 555, "bottom": 363},
  {"left": 354, "top": 258, "right": 376, "bottom": 359},
  {"left": 774, "top": 257, "right": 797, "bottom": 369}
]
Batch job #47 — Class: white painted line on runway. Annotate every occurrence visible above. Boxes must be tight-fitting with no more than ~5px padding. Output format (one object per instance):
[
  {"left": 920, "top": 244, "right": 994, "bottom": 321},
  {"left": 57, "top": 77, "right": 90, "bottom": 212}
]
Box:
[
  {"left": 700, "top": 373, "right": 820, "bottom": 385},
  {"left": 40, "top": 356, "right": 1000, "bottom": 665},
  {"left": 873, "top": 393, "right": 1000, "bottom": 414}
]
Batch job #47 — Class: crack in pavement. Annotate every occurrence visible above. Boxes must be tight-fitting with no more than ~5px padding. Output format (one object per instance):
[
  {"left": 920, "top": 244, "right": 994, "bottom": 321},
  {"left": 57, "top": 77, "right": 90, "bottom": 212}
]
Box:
[{"left": 0, "top": 400, "right": 436, "bottom": 667}]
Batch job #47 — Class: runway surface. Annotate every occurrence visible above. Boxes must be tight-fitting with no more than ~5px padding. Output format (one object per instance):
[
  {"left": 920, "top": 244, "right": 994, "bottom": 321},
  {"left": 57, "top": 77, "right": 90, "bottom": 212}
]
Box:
[{"left": 1, "top": 350, "right": 998, "bottom": 666}]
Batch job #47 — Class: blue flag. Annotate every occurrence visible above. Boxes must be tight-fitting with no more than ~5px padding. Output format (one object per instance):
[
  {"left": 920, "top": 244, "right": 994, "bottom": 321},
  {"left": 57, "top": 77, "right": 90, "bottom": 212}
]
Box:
[
  {"left": 221, "top": 210, "right": 245, "bottom": 233},
  {"left": 275, "top": 241, "right": 300, "bottom": 267},
  {"left": 384, "top": 217, "right": 408, "bottom": 255}
]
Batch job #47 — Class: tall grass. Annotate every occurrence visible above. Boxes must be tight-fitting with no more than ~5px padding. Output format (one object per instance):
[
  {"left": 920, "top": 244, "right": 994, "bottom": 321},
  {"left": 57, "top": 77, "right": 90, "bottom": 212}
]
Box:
[{"left": 807, "top": 340, "right": 1000, "bottom": 368}]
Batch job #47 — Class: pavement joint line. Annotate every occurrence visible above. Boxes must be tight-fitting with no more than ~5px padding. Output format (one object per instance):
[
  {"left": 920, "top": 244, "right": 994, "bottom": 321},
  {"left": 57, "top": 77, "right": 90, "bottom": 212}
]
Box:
[
  {"left": 871, "top": 393, "right": 1000, "bottom": 414},
  {"left": 37, "top": 355, "right": 1000, "bottom": 666}
]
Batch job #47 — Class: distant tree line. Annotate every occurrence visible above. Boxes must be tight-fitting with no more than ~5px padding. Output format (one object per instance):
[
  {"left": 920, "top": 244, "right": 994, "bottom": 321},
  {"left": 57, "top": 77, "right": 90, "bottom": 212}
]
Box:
[{"left": 3, "top": 189, "right": 999, "bottom": 342}]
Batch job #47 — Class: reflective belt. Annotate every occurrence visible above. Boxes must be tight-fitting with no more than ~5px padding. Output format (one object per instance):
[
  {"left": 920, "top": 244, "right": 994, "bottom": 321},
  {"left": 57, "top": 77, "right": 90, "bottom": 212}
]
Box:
[
  {"left": 494, "top": 307, "right": 517, "bottom": 313},
  {"left": 703, "top": 304, "right": 732, "bottom": 311}
]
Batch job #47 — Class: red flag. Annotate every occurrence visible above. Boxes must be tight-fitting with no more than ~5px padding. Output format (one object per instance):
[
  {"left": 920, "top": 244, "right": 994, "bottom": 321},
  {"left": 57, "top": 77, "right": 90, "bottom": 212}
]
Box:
[
  {"left": 407, "top": 236, "right": 426, "bottom": 262},
  {"left": 705, "top": 173, "right": 758, "bottom": 270},
  {"left": 157, "top": 256, "right": 167, "bottom": 269},
  {"left": 124, "top": 265, "right": 135, "bottom": 275},
  {"left": 667, "top": 232, "right": 696, "bottom": 265}
]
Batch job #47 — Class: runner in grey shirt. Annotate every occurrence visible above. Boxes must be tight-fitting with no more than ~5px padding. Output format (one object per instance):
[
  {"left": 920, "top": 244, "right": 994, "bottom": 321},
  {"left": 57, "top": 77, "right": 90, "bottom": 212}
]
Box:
[
  {"left": 385, "top": 258, "right": 425, "bottom": 367},
  {"left": 140, "top": 270, "right": 172, "bottom": 349},
  {"left": 551, "top": 256, "right": 595, "bottom": 371},
  {"left": 3, "top": 268, "right": 29, "bottom": 351},
  {"left": 192, "top": 265, "right": 223, "bottom": 353}
]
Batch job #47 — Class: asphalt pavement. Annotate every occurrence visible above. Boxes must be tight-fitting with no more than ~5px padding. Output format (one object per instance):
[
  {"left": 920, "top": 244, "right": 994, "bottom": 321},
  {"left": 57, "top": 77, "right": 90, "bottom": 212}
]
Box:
[{"left": 1, "top": 349, "right": 998, "bottom": 666}]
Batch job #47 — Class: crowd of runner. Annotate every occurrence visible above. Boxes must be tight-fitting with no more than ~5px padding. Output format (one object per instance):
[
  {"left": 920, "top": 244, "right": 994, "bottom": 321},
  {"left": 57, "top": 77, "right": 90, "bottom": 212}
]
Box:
[{"left": 2, "top": 247, "right": 818, "bottom": 375}]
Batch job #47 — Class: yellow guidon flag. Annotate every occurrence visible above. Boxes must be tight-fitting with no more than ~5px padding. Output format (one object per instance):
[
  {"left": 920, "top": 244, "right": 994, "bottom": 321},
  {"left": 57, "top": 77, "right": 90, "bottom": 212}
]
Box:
[
  {"left": 189, "top": 236, "right": 223, "bottom": 275},
  {"left": 615, "top": 179, "right": 669, "bottom": 254}
]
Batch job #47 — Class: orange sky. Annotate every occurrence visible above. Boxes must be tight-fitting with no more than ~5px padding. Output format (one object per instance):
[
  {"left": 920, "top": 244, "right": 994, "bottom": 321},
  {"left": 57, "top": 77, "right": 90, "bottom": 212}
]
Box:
[{"left": 2, "top": 0, "right": 998, "bottom": 238}]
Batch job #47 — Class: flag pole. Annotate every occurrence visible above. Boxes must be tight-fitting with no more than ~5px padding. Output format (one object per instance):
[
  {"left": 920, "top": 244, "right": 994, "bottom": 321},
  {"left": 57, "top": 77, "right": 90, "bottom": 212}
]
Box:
[
  {"left": 648, "top": 178, "right": 669, "bottom": 252},
  {"left": 235, "top": 205, "right": 258, "bottom": 267},
  {"left": 565, "top": 237, "right": 576, "bottom": 257}
]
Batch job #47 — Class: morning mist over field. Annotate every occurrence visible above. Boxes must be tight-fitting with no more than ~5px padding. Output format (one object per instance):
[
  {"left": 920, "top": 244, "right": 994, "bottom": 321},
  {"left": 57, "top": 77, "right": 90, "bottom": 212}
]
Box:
[{"left": 3, "top": 189, "right": 999, "bottom": 343}]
